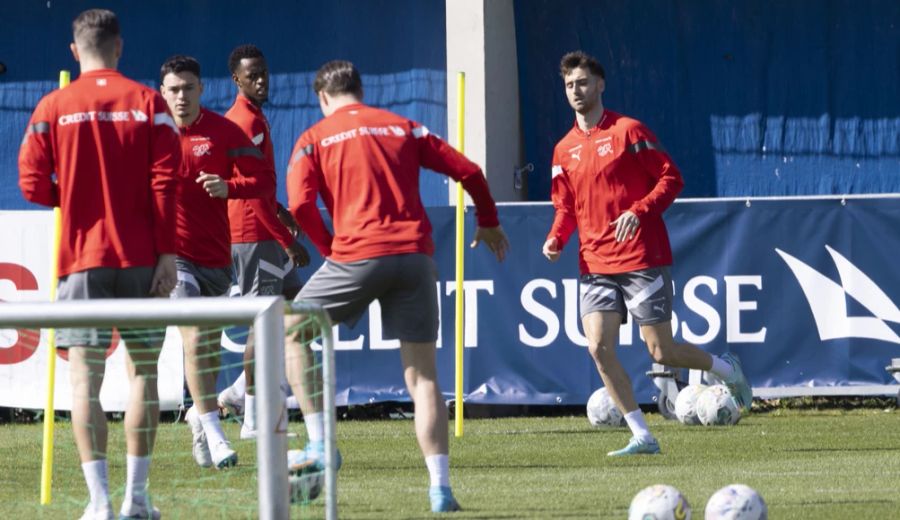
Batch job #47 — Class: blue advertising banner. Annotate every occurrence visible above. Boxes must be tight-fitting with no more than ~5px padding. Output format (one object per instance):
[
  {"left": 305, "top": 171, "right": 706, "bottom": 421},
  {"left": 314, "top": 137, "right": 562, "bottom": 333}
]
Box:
[{"left": 220, "top": 197, "right": 900, "bottom": 405}]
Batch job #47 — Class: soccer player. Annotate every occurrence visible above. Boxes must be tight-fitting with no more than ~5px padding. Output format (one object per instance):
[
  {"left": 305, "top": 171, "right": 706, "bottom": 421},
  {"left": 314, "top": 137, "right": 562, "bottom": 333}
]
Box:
[
  {"left": 18, "top": 9, "right": 179, "bottom": 519},
  {"left": 284, "top": 60, "right": 509, "bottom": 513},
  {"left": 542, "top": 51, "right": 752, "bottom": 456},
  {"left": 219, "top": 44, "right": 310, "bottom": 439},
  {"left": 159, "top": 54, "right": 276, "bottom": 469}
]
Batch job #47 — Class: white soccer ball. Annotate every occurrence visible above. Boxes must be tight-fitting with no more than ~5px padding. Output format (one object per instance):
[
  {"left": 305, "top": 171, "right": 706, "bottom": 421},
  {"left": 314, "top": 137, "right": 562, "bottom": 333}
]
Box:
[
  {"left": 586, "top": 387, "right": 625, "bottom": 427},
  {"left": 674, "top": 384, "right": 708, "bottom": 425},
  {"left": 629, "top": 484, "right": 692, "bottom": 520},
  {"left": 289, "top": 468, "right": 324, "bottom": 503},
  {"left": 696, "top": 385, "right": 741, "bottom": 426},
  {"left": 705, "top": 484, "right": 768, "bottom": 519}
]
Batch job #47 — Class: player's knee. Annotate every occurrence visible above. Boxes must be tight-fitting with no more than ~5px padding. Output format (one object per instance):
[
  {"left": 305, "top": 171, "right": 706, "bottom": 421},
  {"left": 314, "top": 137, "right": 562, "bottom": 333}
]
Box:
[
  {"left": 588, "top": 341, "right": 617, "bottom": 362},
  {"left": 647, "top": 340, "right": 675, "bottom": 364}
]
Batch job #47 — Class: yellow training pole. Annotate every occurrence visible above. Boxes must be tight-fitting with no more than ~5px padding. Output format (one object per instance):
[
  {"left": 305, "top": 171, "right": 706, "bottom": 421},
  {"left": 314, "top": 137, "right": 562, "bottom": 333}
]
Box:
[
  {"left": 454, "top": 72, "right": 465, "bottom": 437},
  {"left": 40, "top": 69, "right": 68, "bottom": 505}
]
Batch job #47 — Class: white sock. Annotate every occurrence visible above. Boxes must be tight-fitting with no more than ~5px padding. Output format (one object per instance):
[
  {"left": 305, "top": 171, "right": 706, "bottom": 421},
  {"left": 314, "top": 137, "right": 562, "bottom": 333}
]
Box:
[
  {"left": 709, "top": 355, "right": 735, "bottom": 380},
  {"left": 285, "top": 395, "right": 299, "bottom": 409},
  {"left": 243, "top": 394, "right": 256, "bottom": 430},
  {"left": 304, "top": 412, "right": 324, "bottom": 444},
  {"left": 81, "top": 459, "right": 110, "bottom": 511},
  {"left": 231, "top": 371, "right": 247, "bottom": 395},
  {"left": 623, "top": 410, "right": 655, "bottom": 443},
  {"left": 122, "top": 454, "right": 150, "bottom": 512},
  {"left": 199, "top": 410, "right": 228, "bottom": 447},
  {"left": 425, "top": 454, "right": 450, "bottom": 488}
]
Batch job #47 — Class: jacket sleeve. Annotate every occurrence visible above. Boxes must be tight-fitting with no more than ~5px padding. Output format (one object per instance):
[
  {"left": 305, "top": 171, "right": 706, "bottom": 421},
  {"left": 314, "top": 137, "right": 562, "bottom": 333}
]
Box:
[
  {"left": 416, "top": 124, "right": 500, "bottom": 228},
  {"left": 226, "top": 131, "right": 276, "bottom": 199},
  {"left": 624, "top": 123, "right": 684, "bottom": 218},
  {"left": 547, "top": 147, "right": 578, "bottom": 249},
  {"left": 148, "top": 94, "right": 181, "bottom": 254},
  {"left": 18, "top": 97, "right": 59, "bottom": 207},
  {"left": 286, "top": 135, "right": 333, "bottom": 257}
]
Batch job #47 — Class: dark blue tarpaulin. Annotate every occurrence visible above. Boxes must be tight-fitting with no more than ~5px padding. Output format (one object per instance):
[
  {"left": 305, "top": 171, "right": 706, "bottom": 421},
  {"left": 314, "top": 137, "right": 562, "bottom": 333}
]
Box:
[
  {"left": 514, "top": 0, "right": 900, "bottom": 199},
  {"left": 0, "top": 0, "right": 448, "bottom": 209}
]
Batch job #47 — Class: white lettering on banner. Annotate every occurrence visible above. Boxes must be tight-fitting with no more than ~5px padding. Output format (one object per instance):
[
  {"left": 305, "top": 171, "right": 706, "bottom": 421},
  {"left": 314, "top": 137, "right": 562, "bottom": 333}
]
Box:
[
  {"left": 369, "top": 300, "right": 400, "bottom": 350},
  {"left": 445, "top": 280, "right": 494, "bottom": 347},
  {"left": 681, "top": 276, "right": 721, "bottom": 344},
  {"left": 519, "top": 279, "right": 559, "bottom": 347},
  {"left": 561, "top": 279, "right": 587, "bottom": 346},
  {"left": 724, "top": 276, "right": 766, "bottom": 342}
]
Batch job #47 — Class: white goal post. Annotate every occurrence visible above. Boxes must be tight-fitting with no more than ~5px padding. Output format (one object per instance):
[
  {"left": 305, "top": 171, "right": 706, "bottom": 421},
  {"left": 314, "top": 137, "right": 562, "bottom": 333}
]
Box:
[{"left": 0, "top": 297, "right": 337, "bottom": 520}]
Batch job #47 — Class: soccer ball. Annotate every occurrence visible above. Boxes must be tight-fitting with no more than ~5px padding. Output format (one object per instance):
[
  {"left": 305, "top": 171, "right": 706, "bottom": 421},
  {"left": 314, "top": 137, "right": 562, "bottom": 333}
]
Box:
[
  {"left": 705, "top": 484, "right": 768, "bottom": 519},
  {"left": 674, "top": 384, "right": 708, "bottom": 425},
  {"left": 696, "top": 385, "right": 741, "bottom": 426},
  {"left": 586, "top": 387, "right": 625, "bottom": 427},
  {"left": 629, "top": 484, "right": 692, "bottom": 520},
  {"left": 289, "top": 468, "right": 324, "bottom": 503}
]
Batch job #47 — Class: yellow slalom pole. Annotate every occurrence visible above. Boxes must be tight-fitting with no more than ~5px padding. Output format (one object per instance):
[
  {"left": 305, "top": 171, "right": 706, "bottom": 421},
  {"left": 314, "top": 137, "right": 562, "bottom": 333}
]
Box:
[
  {"left": 40, "top": 69, "right": 69, "bottom": 505},
  {"left": 454, "top": 72, "right": 465, "bottom": 437}
]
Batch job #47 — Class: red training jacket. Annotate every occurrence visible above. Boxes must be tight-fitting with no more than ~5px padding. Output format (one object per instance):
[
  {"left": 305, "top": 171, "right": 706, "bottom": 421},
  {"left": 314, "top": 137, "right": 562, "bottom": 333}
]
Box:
[
  {"left": 547, "top": 110, "right": 684, "bottom": 274},
  {"left": 224, "top": 94, "right": 293, "bottom": 247},
  {"left": 287, "top": 103, "right": 499, "bottom": 261},
  {"left": 175, "top": 108, "right": 275, "bottom": 268},
  {"left": 18, "top": 68, "right": 180, "bottom": 277}
]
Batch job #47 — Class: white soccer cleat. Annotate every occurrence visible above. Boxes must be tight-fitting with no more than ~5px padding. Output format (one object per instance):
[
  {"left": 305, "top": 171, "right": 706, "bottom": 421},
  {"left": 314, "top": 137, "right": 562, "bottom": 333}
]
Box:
[
  {"left": 185, "top": 407, "right": 212, "bottom": 468},
  {"left": 217, "top": 386, "right": 244, "bottom": 417},
  {"left": 79, "top": 504, "right": 114, "bottom": 520},
  {"left": 239, "top": 423, "right": 257, "bottom": 440},
  {"left": 211, "top": 440, "right": 239, "bottom": 469}
]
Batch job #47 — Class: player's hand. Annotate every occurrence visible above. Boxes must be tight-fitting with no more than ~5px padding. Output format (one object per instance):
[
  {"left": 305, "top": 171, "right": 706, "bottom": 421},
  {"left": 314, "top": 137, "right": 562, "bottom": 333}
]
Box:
[
  {"left": 610, "top": 210, "right": 640, "bottom": 242},
  {"left": 197, "top": 172, "right": 228, "bottom": 199},
  {"left": 277, "top": 207, "right": 304, "bottom": 239},
  {"left": 470, "top": 226, "right": 510, "bottom": 262},
  {"left": 543, "top": 237, "right": 561, "bottom": 262},
  {"left": 150, "top": 254, "right": 177, "bottom": 297},
  {"left": 286, "top": 242, "right": 310, "bottom": 268}
]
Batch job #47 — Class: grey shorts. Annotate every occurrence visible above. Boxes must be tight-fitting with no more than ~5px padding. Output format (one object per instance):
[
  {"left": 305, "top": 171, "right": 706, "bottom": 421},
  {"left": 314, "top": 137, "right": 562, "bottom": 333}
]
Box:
[
  {"left": 232, "top": 240, "right": 303, "bottom": 300},
  {"left": 56, "top": 266, "right": 163, "bottom": 347},
  {"left": 171, "top": 257, "right": 232, "bottom": 298},
  {"left": 296, "top": 253, "right": 439, "bottom": 342},
  {"left": 580, "top": 266, "right": 673, "bottom": 325}
]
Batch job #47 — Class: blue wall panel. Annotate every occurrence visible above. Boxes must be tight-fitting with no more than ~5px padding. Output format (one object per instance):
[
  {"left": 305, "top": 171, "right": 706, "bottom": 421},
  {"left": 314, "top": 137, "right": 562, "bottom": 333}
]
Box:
[
  {"left": 0, "top": 0, "right": 448, "bottom": 209},
  {"left": 514, "top": 0, "right": 900, "bottom": 199}
]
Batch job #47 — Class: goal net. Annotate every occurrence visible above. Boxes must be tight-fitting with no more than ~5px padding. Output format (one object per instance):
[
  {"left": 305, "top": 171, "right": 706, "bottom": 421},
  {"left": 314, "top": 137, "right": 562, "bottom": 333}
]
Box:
[{"left": 0, "top": 297, "right": 337, "bottom": 519}]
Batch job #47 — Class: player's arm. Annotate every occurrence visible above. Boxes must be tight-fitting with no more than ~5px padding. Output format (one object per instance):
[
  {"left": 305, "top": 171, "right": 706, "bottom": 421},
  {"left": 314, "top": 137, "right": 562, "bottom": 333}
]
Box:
[
  {"left": 220, "top": 130, "right": 276, "bottom": 199},
  {"left": 18, "top": 100, "right": 59, "bottom": 207},
  {"left": 545, "top": 153, "right": 578, "bottom": 261},
  {"left": 624, "top": 124, "right": 684, "bottom": 218},
  {"left": 417, "top": 126, "right": 508, "bottom": 261},
  {"left": 287, "top": 137, "right": 333, "bottom": 258},
  {"left": 147, "top": 95, "right": 182, "bottom": 296}
]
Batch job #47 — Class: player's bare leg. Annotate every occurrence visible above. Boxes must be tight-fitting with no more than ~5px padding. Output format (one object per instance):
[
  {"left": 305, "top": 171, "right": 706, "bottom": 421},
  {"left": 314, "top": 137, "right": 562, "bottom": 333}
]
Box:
[
  {"left": 399, "top": 340, "right": 459, "bottom": 512},
  {"left": 641, "top": 322, "right": 712, "bottom": 369},
  {"left": 69, "top": 345, "right": 109, "bottom": 463},
  {"left": 583, "top": 311, "right": 660, "bottom": 456},
  {"left": 69, "top": 344, "right": 112, "bottom": 515},
  {"left": 121, "top": 334, "right": 162, "bottom": 516},
  {"left": 181, "top": 325, "right": 237, "bottom": 468},
  {"left": 641, "top": 322, "right": 752, "bottom": 410}
]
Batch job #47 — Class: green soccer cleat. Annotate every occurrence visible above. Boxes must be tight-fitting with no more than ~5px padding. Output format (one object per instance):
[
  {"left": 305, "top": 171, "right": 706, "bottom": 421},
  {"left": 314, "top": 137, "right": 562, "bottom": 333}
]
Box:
[
  {"left": 607, "top": 436, "right": 661, "bottom": 457},
  {"left": 720, "top": 352, "right": 753, "bottom": 412}
]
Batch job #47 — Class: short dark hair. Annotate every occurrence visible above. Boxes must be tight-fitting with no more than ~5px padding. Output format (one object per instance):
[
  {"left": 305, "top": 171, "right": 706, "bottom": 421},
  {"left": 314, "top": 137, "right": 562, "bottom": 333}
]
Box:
[
  {"left": 72, "top": 9, "right": 120, "bottom": 55},
  {"left": 159, "top": 55, "right": 201, "bottom": 83},
  {"left": 559, "top": 51, "right": 605, "bottom": 79},
  {"left": 313, "top": 60, "right": 362, "bottom": 97},
  {"left": 228, "top": 44, "right": 265, "bottom": 74}
]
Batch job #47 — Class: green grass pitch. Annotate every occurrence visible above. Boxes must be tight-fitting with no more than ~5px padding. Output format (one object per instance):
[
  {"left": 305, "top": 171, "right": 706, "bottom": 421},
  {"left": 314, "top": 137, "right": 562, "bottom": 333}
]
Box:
[{"left": 2, "top": 407, "right": 899, "bottom": 518}]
